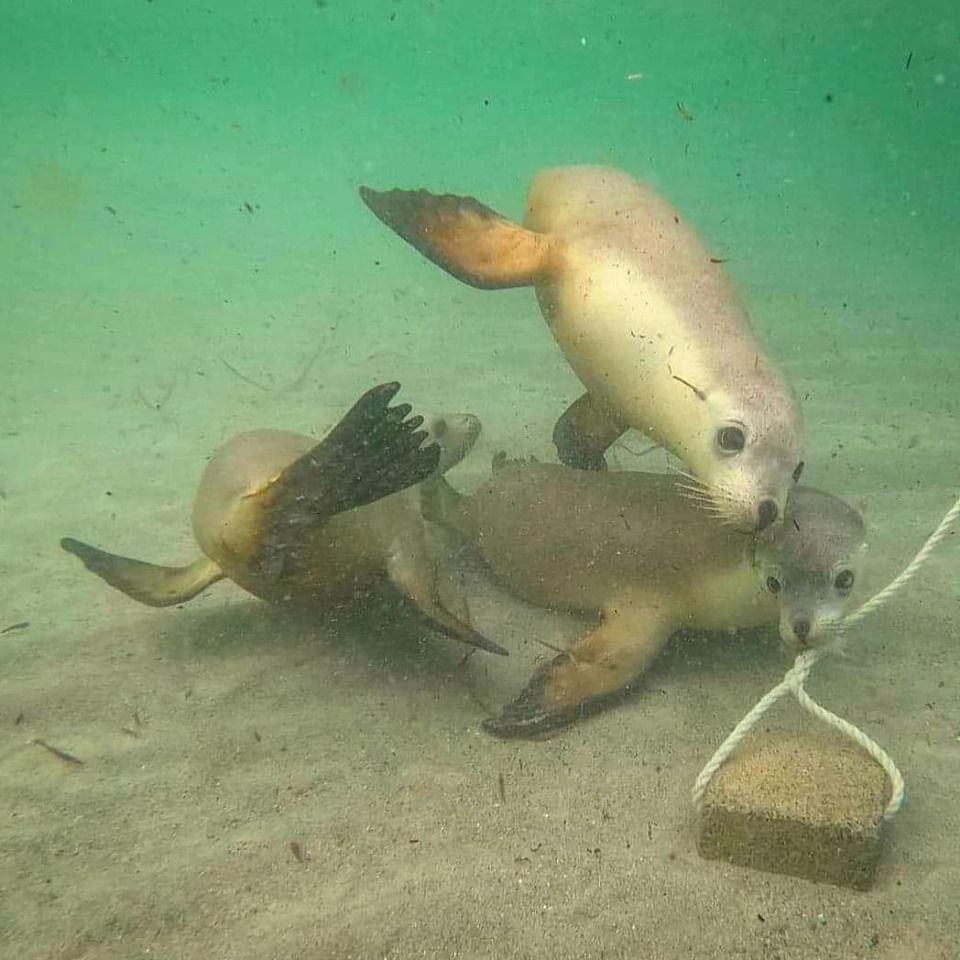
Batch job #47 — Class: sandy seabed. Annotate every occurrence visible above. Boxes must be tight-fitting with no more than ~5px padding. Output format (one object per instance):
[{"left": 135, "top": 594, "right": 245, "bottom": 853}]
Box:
[{"left": 2, "top": 148, "right": 959, "bottom": 960}]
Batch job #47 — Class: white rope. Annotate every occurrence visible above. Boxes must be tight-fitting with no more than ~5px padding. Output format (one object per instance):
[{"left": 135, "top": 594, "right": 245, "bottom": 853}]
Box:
[
  {"left": 840, "top": 493, "right": 960, "bottom": 631},
  {"left": 692, "top": 490, "right": 960, "bottom": 821}
]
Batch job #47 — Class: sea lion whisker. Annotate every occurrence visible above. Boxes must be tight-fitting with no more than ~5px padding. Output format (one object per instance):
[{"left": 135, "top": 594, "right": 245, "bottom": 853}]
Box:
[
  {"left": 676, "top": 493, "right": 726, "bottom": 519},
  {"left": 673, "top": 474, "right": 732, "bottom": 515},
  {"left": 669, "top": 469, "right": 715, "bottom": 498},
  {"left": 671, "top": 476, "right": 711, "bottom": 494},
  {"left": 673, "top": 482, "right": 713, "bottom": 500},
  {"left": 677, "top": 490, "right": 720, "bottom": 511},
  {"left": 669, "top": 466, "right": 704, "bottom": 485}
]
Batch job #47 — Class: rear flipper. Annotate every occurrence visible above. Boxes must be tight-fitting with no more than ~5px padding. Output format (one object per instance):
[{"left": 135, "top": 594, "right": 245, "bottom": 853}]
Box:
[
  {"left": 256, "top": 382, "right": 441, "bottom": 580},
  {"left": 60, "top": 539, "right": 223, "bottom": 607},
  {"left": 358, "top": 186, "right": 555, "bottom": 290},
  {"left": 483, "top": 599, "right": 672, "bottom": 737},
  {"left": 552, "top": 392, "right": 627, "bottom": 472}
]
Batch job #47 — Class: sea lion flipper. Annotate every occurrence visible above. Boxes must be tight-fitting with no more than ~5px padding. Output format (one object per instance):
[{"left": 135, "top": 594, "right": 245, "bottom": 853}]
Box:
[
  {"left": 483, "top": 601, "right": 672, "bottom": 737},
  {"left": 426, "top": 611, "right": 509, "bottom": 657},
  {"left": 385, "top": 542, "right": 508, "bottom": 657},
  {"left": 552, "top": 393, "right": 628, "bottom": 471},
  {"left": 358, "top": 186, "right": 554, "bottom": 290},
  {"left": 255, "top": 382, "right": 441, "bottom": 579},
  {"left": 60, "top": 538, "right": 224, "bottom": 607},
  {"left": 264, "top": 382, "right": 440, "bottom": 523},
  {"left": 483, "top": 652, "right": 602, "bottom": 737}
]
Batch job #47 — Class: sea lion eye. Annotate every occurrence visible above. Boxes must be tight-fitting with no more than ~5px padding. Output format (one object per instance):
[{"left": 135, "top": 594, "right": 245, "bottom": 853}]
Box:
[
  {"left": 765, "top": 575, "right": 781, "bottom": 595},
  {"left": 792, "top": 460, "right": 805, "bottom": 482},
  {"left": 834, "top": 569, "right": 855, "bottom": 594},
  {"left": 716, "top": 426, "right": 746, "bottom": 454}
]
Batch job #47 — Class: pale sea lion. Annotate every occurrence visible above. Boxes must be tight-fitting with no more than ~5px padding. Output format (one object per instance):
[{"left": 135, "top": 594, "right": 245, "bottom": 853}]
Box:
[
  {"left": 425, "top": 459, "right": 866, "bottom": 735},
  {"left": 61, "top": 383, "right": 507, "bottom": 657},
  {"left": 360, "top": 165, "right": 805, "bottom": 533}
]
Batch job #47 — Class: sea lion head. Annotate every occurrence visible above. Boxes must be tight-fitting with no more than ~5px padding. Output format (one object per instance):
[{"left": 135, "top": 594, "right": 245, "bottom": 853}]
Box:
[
  {"left": 676, "top": 373, "right": 805, "bottom": 534},
  {"left": 754, "top": 486, "right": 867, "bottom": 650},
  {"left": 421, "top": 412, "right": 483, "bottom": 474}
]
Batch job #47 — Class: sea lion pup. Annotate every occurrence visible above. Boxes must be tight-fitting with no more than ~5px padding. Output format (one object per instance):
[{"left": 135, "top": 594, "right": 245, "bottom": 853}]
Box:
[
  {"left": 61, "top": 382, "right": 507, "bottom": 657},
  {"left": 359, "top": 165, "right": 805, "bottom": 533},
  {"left": 424, "top": 458, "right": 866, "bottom": 736}
]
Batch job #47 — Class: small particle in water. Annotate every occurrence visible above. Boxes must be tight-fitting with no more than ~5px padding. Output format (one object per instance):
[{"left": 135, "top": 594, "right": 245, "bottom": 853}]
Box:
[
  {"left": 289, "top": 840, "right": 309, "bottom": 863},
  {"left": 824, "top": 92, "right": 834, "bottom": 103},
  {"left": 676, "top": 101, "right": 693, "bottom": 122}
]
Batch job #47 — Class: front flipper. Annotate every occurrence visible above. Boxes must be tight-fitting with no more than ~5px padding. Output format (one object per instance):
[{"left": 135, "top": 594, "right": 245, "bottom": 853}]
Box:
[
  {"left": 552, "top": 392, "right": 627, "bottom": 472},
  {"left": 483, "top": 598, "right": 673, "bottom": 737},
  {"left": 358, "top": 186, "right": 556, "bottom": 290},
  {"left": 60, "top": 539, "right": 224, "bottom": 607},
  {"left": 386, "top": 536, "right": 508, "bottom": 657},
  {"left": 256, "top": 382, "right": 441, "bottom": 581}
]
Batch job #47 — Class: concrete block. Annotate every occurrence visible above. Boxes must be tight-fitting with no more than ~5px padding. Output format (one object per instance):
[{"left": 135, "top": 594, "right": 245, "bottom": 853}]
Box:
[{"left": 697, "top": 730, "right": 890, "bottom": 890}]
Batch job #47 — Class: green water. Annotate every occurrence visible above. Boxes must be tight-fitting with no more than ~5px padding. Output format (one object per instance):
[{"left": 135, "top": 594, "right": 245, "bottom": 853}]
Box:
[{"left": 2, "top": 2, "right": 958, "bottom": 958}]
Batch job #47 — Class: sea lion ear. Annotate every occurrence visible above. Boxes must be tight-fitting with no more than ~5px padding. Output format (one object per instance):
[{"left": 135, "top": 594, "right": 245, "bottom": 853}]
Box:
[{"left": 358, "top": 185, "right": 556, "bottom": 290}]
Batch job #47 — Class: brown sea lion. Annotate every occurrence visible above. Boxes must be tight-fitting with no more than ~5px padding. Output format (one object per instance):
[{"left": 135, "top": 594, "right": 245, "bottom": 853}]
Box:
[
  {"left": 61, "top": 382, "right": 507, "bottom": 656},
  {"left": 425, "top": 458, "right": 866, "bottom": 736},
  {"left": 360, "top": 165, "right": 805, "bottom": 533}
]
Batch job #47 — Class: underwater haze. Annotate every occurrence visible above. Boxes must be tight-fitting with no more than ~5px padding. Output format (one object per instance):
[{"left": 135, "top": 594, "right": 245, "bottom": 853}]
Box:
[{"left": 2, "top": 1, "right": 958, "bottom": 958}]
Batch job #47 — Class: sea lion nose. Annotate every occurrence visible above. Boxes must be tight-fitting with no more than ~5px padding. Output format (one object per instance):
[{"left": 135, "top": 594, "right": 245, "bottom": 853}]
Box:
[
  {"left": 756, "top": 498, "right": 779, "bottom": 532},
  {"left": 793, "top": 617, "right": 811, "bottom": 644}
]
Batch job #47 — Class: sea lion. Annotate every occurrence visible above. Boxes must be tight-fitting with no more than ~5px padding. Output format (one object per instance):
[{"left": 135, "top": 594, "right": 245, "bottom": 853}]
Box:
[
  {"left": 360, "top": 165, "right": 805, "bottom": 533},
  {"left": 425, "top": 458, "right": 866, "bottom": 736},
  {"left": 61, "top": 382, "right": 507, "bottom": 656}
]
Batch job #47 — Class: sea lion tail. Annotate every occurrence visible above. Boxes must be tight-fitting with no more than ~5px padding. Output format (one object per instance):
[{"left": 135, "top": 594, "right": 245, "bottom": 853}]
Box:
[
  {"left": 358, "top": 185, "right": 554, "bottom": 290},
  {"left": 60, "top": 538, "right": 224, "bottom": 607}
]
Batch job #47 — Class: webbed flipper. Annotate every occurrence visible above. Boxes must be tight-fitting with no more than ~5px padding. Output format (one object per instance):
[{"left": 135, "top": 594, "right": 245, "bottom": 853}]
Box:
[
  {"left": 60, "top": 539, "right": 223, "bottom": 607},
  {"left": 386, "top": 539, "right": 508, "bottom": 657},
  {"left": 359, "top": 186, "right": 555, "bottom": 290},
  {"left": 483, "top": 597, "right": 673, "bottom": 737},
  {"left": 552, "top": 392, "right": 627, "bottom": 472},
  {"left": 256, "top": 382, "right": 440, "bottom": 580}
]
